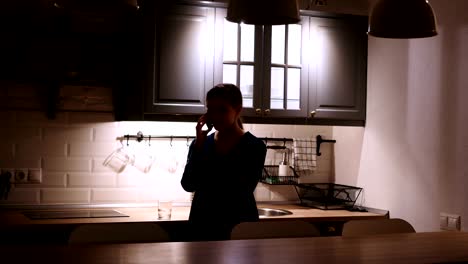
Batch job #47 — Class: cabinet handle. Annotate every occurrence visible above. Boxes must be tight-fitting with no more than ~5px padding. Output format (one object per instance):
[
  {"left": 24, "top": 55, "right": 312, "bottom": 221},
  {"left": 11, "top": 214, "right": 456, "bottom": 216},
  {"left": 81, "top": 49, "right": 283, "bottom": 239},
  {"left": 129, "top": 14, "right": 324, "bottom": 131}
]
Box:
[
  {"left": 255, "top": 108, "right": 262, "bottom": 115},
  {"left": 310, "top": 110, "right": 317, "bottom": 118},
  {"left": 264, "top": 109, "right": 271, "bottom": 115}
]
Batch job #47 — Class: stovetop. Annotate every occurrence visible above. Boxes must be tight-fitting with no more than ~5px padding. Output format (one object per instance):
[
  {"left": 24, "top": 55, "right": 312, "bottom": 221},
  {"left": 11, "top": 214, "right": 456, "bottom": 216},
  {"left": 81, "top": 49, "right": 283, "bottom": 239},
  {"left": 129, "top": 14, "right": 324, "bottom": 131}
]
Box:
[{"left": 22, "top": 209, "right": 129, "bottom": 220}]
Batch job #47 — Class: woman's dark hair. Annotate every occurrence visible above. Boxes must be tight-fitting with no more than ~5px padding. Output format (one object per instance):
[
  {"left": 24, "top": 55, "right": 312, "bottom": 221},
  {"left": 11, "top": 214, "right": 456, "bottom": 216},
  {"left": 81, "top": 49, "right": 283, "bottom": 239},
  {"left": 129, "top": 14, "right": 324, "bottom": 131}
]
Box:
[{"left": 206, "top": 83, "right": 243, "bottom": 129}]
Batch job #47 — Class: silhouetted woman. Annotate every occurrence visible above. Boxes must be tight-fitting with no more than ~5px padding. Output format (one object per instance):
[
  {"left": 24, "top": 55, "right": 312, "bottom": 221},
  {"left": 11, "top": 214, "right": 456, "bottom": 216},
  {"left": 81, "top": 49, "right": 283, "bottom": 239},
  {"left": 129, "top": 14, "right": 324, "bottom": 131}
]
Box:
[{"left": 181, "top": 83, "right": 267, "bottom": 241}]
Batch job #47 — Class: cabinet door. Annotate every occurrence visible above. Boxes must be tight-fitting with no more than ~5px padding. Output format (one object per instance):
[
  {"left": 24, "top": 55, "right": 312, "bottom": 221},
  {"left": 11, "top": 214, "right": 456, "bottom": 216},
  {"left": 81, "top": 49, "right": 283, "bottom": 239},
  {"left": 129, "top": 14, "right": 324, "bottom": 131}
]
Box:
[
  {"left": 148, "top": 5, "right": 215, "bottom": 115},
  {"left": 308, "top": 17, "right": 367, "bottom": 121},
  {"left": 262, "top": 17, "right": 309, "bottom": 118},
  {"left": 217, "top": 9, "right": 262, "bottom": 117},
  {"left": 218, "top": 16, "right": 309, "bottom": 119}
]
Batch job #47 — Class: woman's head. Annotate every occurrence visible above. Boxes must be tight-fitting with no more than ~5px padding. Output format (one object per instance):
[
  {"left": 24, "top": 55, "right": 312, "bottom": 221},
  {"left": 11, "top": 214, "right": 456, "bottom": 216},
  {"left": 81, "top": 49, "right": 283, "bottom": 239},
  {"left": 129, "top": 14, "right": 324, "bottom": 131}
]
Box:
[{"left": 206, "top": 83, "right": 243, "bottom": 131}]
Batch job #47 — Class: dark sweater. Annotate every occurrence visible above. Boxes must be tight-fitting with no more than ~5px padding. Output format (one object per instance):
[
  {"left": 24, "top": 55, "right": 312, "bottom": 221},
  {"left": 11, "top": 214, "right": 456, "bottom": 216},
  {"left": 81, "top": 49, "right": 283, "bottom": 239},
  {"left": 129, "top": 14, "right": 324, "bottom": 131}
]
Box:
[{"left": 181, "top": 131, "right": 267, "bottom": 241}]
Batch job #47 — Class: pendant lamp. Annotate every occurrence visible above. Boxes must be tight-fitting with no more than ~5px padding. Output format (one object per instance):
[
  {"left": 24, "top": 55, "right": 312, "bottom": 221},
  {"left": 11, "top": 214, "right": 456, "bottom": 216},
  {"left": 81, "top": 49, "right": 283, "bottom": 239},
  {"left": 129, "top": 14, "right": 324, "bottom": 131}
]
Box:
[
  {"left": 226, "top": 0, "right": 300, "bottom": 25},
  {"left": 368, "top": 0, "right": 438, "bottom": 38}
]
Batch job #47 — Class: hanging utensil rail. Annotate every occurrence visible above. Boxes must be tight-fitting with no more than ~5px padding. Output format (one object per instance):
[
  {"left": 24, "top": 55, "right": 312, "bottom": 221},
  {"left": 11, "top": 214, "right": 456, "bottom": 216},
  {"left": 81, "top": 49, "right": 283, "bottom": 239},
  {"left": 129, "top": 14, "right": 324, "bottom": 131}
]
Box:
[{"left": 116, "top": 132, "right": 336, "bottom": 156}]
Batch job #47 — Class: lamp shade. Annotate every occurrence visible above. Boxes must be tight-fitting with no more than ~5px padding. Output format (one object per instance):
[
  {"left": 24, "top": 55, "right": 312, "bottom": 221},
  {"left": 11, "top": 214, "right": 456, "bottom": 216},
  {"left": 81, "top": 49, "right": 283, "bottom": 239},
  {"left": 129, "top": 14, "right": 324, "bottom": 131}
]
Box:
[
  {"left": 226, "top": 0, "right": 300, "bottom": 25},
  {"left": 368, "top": 0, "right": 437, "bottom": 38}
]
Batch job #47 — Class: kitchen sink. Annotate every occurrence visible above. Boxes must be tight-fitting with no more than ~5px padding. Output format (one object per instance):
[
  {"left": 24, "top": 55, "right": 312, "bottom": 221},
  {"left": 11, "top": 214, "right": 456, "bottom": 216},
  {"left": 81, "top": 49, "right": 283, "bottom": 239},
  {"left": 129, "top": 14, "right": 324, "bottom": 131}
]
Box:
[{"left": 258, "top": 208, "right": 293, "bottom": 217}]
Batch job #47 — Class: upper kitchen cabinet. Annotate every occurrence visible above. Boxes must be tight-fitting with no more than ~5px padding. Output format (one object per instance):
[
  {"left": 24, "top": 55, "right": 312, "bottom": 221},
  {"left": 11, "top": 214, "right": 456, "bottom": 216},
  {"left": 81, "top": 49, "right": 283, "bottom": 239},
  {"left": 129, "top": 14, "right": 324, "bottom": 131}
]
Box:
[
  {"left": 0, "top": 0, "right": 143, "bottom": 119},
  {"left": 0, "top": 0, "right": 141, "bottom": 84},
  {"left": 307, "top": 16, "right": 368, "bottom": 122},
  {"left": 143, "top": 1, "right": 368, "bottom": 126},
  {"left": 146, "top": 3, "right": 217, "bottom": 115},
  {"left": 219, "top": 14, "right": 309, "bottom": 119},
  {"left": 219, "top": 13, "right": 367, "bottom": 124},
  {"left": 145, "top": 4, "right": 311, "bottom": 120}
]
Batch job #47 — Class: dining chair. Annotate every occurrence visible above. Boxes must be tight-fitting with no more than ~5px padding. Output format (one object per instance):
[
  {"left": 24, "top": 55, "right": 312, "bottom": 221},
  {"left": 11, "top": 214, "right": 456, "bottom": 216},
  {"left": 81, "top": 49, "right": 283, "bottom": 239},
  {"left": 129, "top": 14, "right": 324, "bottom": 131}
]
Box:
[
  {"left": 230, "top": 220, "right": 321, "bottom": 240},
  {"left": 342, "top": 218, "right": 416, "bottom": 237},
  {"left": 68, "top": 222, "right": 170, "bottom": 244}
]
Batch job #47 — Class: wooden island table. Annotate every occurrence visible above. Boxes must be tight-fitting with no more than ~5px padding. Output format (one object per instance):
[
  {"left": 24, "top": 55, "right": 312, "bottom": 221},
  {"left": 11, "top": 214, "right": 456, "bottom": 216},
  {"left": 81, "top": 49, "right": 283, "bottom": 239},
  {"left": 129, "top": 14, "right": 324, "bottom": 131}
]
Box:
[{"left": 1, "top": 232, "right": 468, "bottom": 263}]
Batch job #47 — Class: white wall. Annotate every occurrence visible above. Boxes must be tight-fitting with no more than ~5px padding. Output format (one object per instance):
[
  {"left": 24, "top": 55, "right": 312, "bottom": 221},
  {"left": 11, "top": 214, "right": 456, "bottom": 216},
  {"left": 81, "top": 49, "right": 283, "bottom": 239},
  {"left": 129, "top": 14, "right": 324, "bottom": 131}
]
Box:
[{"left": 334, "top": 0, "right": 468, "bottom": 232}]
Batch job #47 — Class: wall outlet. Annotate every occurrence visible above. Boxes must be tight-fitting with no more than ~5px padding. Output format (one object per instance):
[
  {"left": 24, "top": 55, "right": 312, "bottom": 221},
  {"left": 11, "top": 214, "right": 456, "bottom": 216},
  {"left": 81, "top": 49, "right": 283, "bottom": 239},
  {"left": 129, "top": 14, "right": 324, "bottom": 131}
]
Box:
[
  {"left": 440, "top": 213, "right": 461, "bottom": 231},
  {"left": 28, "top": 168, "right": 42, "bottom": 184},
  {"left": 15, "top": 168, "right": 28, "bottom": 183}
]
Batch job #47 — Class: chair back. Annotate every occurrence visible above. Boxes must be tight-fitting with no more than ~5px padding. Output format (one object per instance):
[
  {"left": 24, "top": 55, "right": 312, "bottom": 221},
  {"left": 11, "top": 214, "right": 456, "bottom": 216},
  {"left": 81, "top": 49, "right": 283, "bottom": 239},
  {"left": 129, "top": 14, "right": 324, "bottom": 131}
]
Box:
[
  {"left": 68, "top": 222, "right": 170, "bottom": 244},
  {"left": 231, "top": 220, "right": 320, "bottom": 240},
  {"left": 342, "top": 218, "right": 416, "bottom": 237}
]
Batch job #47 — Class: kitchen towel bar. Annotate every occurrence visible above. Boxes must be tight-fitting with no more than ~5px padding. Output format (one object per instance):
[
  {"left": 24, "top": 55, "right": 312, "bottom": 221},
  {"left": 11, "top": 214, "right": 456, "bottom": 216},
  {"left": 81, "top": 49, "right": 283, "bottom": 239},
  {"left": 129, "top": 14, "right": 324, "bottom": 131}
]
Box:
[{"left": 316, "top": 135, "right": 336, "bottom": 156}]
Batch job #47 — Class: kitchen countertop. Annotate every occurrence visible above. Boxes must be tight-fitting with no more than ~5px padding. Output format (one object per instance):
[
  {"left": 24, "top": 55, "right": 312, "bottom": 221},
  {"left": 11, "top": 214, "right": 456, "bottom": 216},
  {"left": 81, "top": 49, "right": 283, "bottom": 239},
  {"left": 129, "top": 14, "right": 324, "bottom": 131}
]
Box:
[{"left": 0, "top": 204, "right": 388, "bottom": 226}]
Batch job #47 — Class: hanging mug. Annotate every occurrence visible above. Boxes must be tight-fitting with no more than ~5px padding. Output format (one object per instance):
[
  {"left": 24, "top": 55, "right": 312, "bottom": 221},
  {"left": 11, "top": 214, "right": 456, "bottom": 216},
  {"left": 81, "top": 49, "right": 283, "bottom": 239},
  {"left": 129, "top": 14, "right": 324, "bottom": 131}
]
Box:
[
  {"left": 132, "top": 149, "right": 155, "bottom": 174},
  {"left": 103, "top": 146, "right": 133, "bottom": 173},
  {"left": 128, "top": 137, "right": 155, "bottom": 174}
]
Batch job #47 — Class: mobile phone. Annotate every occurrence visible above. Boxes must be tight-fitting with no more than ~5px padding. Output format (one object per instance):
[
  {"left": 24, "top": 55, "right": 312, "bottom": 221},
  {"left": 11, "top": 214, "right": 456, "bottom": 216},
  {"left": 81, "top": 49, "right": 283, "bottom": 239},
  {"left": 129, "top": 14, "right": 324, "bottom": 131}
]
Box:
[{"left": 201, "top": 119, "right": 214, "bottom": 132}]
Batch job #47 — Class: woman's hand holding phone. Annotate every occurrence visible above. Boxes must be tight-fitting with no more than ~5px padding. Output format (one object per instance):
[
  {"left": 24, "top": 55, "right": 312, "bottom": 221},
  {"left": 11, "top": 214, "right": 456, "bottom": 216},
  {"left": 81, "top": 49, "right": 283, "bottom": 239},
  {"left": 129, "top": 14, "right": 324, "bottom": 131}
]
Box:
[{"left": 195, "top": 114, "right": 213, "bottom": 149}]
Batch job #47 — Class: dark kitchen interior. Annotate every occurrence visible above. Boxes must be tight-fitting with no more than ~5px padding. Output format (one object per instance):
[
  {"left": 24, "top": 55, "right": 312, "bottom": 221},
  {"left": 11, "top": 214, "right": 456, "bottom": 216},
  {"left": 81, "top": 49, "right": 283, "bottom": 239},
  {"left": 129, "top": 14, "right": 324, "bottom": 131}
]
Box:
[{"left": 0, "top": 0, "right": 467, "bottom": 263}]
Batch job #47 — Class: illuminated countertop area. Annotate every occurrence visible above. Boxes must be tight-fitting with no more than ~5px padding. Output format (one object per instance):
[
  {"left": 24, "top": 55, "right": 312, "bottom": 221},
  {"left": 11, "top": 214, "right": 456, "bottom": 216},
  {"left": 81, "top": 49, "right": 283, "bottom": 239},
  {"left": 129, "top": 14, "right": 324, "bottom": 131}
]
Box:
[{"left": 0, "top": 203, "right": 387, "bottom": 226}]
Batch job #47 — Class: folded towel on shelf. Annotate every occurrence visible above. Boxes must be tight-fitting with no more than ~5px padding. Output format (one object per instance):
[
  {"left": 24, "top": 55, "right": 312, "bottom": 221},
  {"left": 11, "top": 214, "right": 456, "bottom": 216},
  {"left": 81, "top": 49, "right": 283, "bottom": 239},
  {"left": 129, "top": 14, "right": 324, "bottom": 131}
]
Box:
[{"left": 292, "top": 138, "right": 317, "bottom": 176}]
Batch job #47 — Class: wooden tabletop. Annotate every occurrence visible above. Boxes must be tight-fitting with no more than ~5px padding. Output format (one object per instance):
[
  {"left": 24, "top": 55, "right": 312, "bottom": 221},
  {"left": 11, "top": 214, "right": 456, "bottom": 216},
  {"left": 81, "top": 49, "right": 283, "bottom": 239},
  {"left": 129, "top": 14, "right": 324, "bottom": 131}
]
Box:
[{"left": 1, "top": 232, "right": 468, "bottom": 263}]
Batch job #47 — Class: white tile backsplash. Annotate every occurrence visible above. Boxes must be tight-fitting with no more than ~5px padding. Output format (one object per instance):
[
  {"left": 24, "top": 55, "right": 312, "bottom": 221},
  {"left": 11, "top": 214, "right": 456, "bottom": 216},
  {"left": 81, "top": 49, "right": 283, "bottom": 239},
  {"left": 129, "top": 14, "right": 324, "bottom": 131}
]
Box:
[
  {"left": 0, "top": 158, "right": 41, "bottom": 169},
  {"left": 41, "top": 189, "right": 91, "bottom": 204},
  {"left": 43, "top": 127, "right": 93, "bottom": 142},
  {"left": 0, "top": 110, "right": 334, "bottom": 205},
  {"left": 91, "top": 189, "right": 138, "bottom": 203},
  {"left": 91, "top": 158, "right": 112, "bottom": 173},
  {"left": 68, "top": 173, "right": 116, "bottom": 187},
  {"left": 254, "top": 184, "right": 271, "bottom": 201},
  {"left": 16, "top": 141, "right": 67, "bottom": 158},
  {"left": 41, "top": 172, "right": 67, "bottom": 187},
  {"left": 43, "top": 158, "right": 92, "bottom": 172},
  {"left": 94, "top": 124, "right": 121, "bottom": 142},
  {"left": 69, "top": 142, "right": 116, "bottom": 157},
  {"left": 269, "top": 185, "right": 299, "bottom": 201},
  {"left": 0, "top": 127, "right": 41, "bottom": 141},
  {"left": 247, "top": 124, "right": 274, "bottom": 138},
  {"left": 0, "top": 188, "right": 40, "bottom": 204},
  {"left": 117, "top": 173, "right": 140, "bottom": 187}
]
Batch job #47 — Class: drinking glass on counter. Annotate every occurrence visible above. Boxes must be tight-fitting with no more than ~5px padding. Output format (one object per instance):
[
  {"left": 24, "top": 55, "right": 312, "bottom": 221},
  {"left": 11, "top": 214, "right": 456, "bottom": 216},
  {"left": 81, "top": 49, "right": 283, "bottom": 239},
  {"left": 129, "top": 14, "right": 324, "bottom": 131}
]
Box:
[{"left": 158, "top": 200, "right": 173, "bottom": 220}]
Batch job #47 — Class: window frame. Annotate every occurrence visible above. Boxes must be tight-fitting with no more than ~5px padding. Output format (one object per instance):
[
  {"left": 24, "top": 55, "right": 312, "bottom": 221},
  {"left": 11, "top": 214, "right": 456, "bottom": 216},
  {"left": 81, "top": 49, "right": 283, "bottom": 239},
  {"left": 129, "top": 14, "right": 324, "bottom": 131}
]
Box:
[{"left": 219, "top": 15, "right": 310, "bottom": 118}]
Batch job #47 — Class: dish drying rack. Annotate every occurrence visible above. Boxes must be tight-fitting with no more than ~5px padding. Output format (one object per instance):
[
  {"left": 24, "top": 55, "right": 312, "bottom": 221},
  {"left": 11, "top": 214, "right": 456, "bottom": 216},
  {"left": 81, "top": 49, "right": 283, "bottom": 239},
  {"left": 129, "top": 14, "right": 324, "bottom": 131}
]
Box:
[
  {"left": 294, "top": 183, "right": 363, "bottom": 210},
  {"left": 261, "top": 165, "right": 299, "bottom": 185}
]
